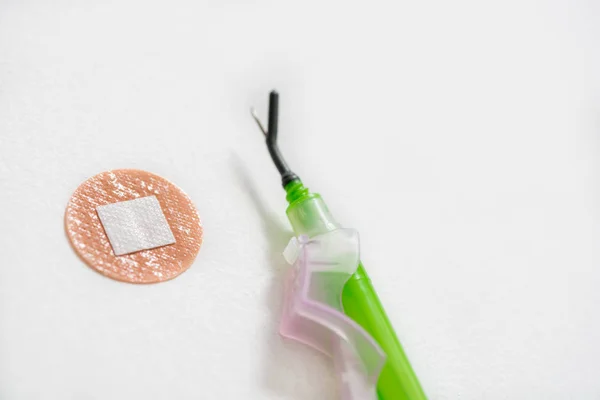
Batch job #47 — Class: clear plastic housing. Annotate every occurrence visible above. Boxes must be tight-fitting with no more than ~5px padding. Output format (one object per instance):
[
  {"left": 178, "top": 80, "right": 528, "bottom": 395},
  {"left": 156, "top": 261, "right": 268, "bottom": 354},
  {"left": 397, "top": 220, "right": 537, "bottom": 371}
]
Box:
[{"left": 280, "top": 229, "right": 386, "bottom": 400}]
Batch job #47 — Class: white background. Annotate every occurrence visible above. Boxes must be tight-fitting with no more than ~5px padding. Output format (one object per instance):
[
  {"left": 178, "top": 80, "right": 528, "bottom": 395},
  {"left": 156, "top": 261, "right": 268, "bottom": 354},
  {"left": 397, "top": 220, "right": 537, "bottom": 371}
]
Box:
[{"left": 1, "top": 1, "right": 599, "bottom": 399}]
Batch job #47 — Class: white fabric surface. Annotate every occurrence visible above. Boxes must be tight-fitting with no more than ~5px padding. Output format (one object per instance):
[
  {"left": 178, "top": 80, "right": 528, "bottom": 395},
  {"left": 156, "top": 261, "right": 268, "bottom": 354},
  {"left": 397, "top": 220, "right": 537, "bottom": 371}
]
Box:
[
  {"left": 96, "top": 196, "right": 176, "bottom": 256},
  {"left": 1, "top": 1, "right": 599, "bottom": 399}
]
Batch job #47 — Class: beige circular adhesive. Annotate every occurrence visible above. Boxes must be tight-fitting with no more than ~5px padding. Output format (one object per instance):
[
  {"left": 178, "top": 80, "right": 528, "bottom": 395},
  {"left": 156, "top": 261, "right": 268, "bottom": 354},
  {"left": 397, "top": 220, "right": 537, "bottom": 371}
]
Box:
[{"left": 65, "top": 169, "right": 203, "bottom": 283}]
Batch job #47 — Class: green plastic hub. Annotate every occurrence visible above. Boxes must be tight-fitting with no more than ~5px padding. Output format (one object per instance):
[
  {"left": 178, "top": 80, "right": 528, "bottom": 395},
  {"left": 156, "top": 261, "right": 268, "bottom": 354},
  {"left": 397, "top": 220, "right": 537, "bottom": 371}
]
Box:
[{"left": 284, "top": 180, "right": 426, "bottom": 400}]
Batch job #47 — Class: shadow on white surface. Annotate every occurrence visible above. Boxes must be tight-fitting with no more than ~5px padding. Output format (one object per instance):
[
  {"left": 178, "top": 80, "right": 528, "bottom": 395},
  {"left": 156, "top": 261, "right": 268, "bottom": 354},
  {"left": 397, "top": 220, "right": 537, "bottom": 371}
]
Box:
[{"left": 231, "top": 154, "right": 337, "bottom": 399}]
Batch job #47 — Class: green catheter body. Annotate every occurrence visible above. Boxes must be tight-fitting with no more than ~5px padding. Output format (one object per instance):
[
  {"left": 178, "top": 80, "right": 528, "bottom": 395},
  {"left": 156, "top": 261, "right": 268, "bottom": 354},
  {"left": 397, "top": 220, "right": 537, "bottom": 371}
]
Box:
[{"left": 253, "top": 91, "right": 426, "bottom": 400}]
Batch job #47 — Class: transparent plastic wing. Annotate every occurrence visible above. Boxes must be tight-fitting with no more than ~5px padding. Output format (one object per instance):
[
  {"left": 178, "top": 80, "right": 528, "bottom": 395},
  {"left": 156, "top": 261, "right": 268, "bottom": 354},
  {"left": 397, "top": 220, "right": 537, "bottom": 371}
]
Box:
[{"left": 280, "top": 229, "right": 386, "bottom": 400}]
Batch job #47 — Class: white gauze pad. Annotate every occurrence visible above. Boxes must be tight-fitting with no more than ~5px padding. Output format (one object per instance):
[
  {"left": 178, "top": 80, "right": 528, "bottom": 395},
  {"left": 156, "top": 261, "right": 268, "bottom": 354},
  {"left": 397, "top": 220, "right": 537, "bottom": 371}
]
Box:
[{"left": 96, "top": 195, "right": 176, "bottom": 256}]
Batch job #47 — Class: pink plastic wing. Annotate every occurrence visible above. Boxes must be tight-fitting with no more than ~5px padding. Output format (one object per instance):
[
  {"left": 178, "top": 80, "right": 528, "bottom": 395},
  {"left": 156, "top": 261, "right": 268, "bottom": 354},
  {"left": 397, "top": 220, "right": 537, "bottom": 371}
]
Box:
[{"left": 280, "top": 229, "right": 386, "bottom": 400}]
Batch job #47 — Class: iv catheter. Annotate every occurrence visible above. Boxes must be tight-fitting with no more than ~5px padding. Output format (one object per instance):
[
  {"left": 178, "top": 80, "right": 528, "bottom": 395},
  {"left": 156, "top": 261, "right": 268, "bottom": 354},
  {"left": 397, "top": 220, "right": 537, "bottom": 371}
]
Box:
[{"left": 251, "top": 91, "right": 427, "bottom": 400}]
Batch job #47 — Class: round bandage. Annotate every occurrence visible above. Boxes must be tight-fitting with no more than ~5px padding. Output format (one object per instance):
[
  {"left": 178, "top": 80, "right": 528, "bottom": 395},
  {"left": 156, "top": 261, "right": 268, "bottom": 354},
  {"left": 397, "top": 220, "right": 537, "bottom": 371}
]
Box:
[{"left": 65, "top": 169, "right": 203, "bottom": 283}]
